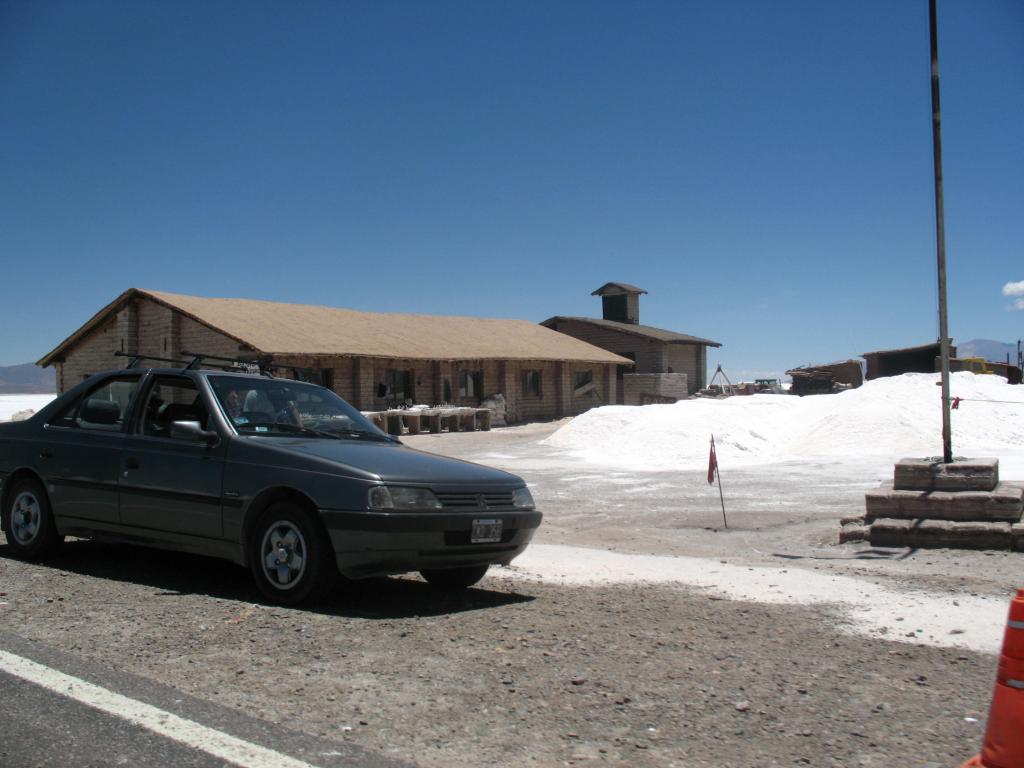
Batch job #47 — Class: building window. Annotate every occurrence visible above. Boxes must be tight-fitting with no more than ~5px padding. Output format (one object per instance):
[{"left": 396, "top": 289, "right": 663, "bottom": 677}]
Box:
[
  {"left": 318, "top": 368, "right": 334, "bottom": 391},
  {"left": 521, "top": 370, "right": 542, "bottom": 397},
  {"left": 459, "top": 370, "right": 483, "bottom": 399},
  {"left": 385, "top": 369, "right": 414, "bottom": 403},
  {"left": 574, "top": 370, "right": 593, "bottom": 391}
]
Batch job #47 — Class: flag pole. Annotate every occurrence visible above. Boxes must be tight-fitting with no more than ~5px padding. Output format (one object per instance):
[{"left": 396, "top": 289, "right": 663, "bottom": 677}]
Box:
[{"left": 710, "top": 434, "right": 728, "bottom": 529}]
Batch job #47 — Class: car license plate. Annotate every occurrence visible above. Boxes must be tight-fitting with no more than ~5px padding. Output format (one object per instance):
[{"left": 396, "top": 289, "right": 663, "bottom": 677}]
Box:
[{"left": 471, "top": 518, "right": 502, "bottom": 543}]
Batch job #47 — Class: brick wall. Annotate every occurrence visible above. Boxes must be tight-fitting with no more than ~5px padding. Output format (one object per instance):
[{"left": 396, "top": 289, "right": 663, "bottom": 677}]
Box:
[
  {"left": 549, "top": 319, "right": 660, "bottom": 373},
  {"left": 58, "top": 315, "right": 125, "bottom": 388},
  {"left": 568, "top": 362, "right": 610, "bottom": 415},
  {"left": 180, "top": 315, "right": 246, "bottom": 360},
  {"left": 622, "top": 372, "right": 689, "bottom": 404},
  {"left": 135, "top": 300, "right": 175, "bottom": 358},
  {"left": 664, "top": 344, "right": 706, "bottom": 393}
]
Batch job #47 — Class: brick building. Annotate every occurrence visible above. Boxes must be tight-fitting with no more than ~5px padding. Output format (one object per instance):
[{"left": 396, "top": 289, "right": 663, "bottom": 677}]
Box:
[
  {"left": 541, "top": 283, "right": 721, "bottom": 402},
  {"left": 37, "top": 288, "right": 630, "bottom": 422}
]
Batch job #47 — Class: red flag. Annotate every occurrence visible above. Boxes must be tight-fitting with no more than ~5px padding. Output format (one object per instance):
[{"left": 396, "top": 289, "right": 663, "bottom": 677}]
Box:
[{"left": 707, "top": 437, "right": 718, "bottom": 485}]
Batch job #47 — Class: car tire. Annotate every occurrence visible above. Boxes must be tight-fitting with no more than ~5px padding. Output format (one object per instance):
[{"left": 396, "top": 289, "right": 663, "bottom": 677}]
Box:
[
  {"left": 4, "top": 478, "right": 63, "bottom": 559},
  {"left": 249, "top": 502, "right": 337, "bottom": 605},
  {"left": 420, "top": 565, "right": 489, "bottom": 589}
]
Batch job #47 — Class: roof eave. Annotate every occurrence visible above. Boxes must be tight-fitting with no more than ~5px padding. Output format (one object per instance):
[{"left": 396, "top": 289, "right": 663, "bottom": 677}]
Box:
[
  {"left": 37, "top": 288, "right": 141, "bottom": 367},
  {"left": 266, "top": 350, "right": 633, "bottom": 365},
  {"left": 543, "top": 316, "right": 720, "bottom": 347},
  {"left": 36, "top": 288, "right": 266, "bottom": 368}
]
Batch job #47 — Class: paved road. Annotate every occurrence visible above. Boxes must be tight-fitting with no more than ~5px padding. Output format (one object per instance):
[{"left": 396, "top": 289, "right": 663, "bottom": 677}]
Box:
[{"left": 0, "top": 630, "right": 413, "bottom": 768}]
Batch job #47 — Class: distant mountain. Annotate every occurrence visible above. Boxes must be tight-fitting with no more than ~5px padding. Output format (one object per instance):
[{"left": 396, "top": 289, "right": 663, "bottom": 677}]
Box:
[
  {"left": 0, "top": 363, "right": 56, "bottom": 394},
  {"left": 956, "top": 339, "right": 1019, "bottom": 364}
]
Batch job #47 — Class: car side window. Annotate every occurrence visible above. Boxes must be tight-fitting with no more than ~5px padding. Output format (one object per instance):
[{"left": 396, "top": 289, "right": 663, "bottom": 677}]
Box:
[
  {"left": 48, "top": 377, "right": 141, "bottom": 432},
  {"left": 140, "top": 376, "right": 210, "bottom": 439}
]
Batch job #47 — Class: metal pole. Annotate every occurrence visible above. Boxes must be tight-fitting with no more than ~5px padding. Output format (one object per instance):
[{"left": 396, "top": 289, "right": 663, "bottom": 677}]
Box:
[
  {"left": 712, "top": 435, "right": 728, "bottom": 529},
  {"left": 929, "top": 0, "right": 953, "bottom": 463}
]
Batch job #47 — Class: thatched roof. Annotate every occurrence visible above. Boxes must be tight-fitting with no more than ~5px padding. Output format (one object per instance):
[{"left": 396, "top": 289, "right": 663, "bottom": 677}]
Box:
[
  {"left": 541, "top": 316, "right": 721, "bottom": 347},
  {"left": 38, "top": 289, "right": 632, "bottom": 366}
]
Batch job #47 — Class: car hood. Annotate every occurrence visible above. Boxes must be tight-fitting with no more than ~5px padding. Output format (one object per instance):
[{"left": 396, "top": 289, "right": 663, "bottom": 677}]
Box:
[{"left": 269, "top": 438, "right": 523, "bottom": 487}]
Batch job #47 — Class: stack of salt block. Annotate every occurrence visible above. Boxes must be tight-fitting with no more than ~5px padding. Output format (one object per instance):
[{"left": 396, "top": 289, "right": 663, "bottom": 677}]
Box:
[{"left": 841, "top": 458, "right": 1024, "bottom": 550}]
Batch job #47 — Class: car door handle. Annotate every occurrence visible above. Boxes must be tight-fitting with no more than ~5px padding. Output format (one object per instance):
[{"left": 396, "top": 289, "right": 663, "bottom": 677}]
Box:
[
  {"left": 40, "top": 448, "right": 54, "bottom": 459},
  {"left": 125, "top": 457, "right": 140, "bottom": 470}
]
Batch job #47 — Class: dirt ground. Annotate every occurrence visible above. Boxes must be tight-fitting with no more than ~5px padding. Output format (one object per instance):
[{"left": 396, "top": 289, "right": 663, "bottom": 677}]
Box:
[
  {"left": 0, "top": 542, "right": 995, "bottom": 768},
  {"left": 2, "top": 420, "right": 1019, "bottom": 767}
]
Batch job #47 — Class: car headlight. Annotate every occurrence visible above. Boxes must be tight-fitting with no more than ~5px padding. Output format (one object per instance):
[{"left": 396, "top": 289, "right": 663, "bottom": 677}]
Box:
[
  {"left": 512, "top": 486, "right": 535, "bottom": 510},
  {"left": 368, "top": 486, "right": 443, "bottom": 511}
]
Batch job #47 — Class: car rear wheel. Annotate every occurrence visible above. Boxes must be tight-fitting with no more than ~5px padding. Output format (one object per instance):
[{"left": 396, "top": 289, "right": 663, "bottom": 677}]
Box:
[
  {"left": 420, "top": 565, "right": 489, "bottom": 589},
  {"left": 249, "top": 502, "right": 337, "bottom": 605},
  {"left": 4, "top": 478, "right": 63, "bottom": 558}
]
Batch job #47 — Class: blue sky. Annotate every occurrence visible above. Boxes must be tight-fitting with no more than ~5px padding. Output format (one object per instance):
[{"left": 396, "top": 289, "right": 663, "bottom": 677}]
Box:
[{"left": 1, "top": 0, "right": 1021, "bottom": 378}]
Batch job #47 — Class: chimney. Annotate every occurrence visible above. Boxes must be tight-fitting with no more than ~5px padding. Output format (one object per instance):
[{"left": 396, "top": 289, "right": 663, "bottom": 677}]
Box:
[{"left": 591, "top": 282, "right": 647, "bottom": 325}]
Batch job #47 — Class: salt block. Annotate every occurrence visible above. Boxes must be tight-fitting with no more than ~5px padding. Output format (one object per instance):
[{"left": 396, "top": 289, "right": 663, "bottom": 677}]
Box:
[
  {"left": 476, "top": 409, "right": 492, "bottom": 431},
  {"left": 893, "top": 457, "right": 998, "bottom": 492},
  {"left": 386, "top": 413, "right": 403, "bottom": 435},
  {"left": 404, "top": 412, "right": 421, "bottom": 435},
  {"left": 1013, "top": 523, "right": 1024, "bottom": 553},
  {"left": 864, "top": 482, "right": 1022, "bottom": 522},
  {"left": 839, "top": 524, "right": 868, "bottom": 544},
  {"left": 869, "top": 518, "right": 1013, "bottom": 550}
]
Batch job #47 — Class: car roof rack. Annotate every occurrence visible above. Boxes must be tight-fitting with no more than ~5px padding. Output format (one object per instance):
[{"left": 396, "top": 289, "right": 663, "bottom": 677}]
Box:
[
  {"left": 113, "top": 350, "right": 317, "bottom": 381},
  {"left": 114, "top": 351, "right": 191, "bottom": 369},
  {"left": 176, "top": 350, "right": 272, "bottom": 376},
  {"left": 179, "top": 351, "right": 317, "bottom": 381},
  {"left": 114, "top": 351, "right": 272, "bottom": 376}
]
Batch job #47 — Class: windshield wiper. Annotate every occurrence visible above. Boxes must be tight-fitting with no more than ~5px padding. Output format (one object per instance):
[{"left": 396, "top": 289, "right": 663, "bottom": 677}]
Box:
[
  {"left": 238, "top": 422, "right": 340, "bottom": 439},
  {"left": 329, "top": 428, "right": 398, "bottom": 443}
]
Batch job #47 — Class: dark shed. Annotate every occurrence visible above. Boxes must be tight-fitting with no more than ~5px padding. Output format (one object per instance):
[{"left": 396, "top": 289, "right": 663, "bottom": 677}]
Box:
[{"left": 862, "top": 342, "right": 956, "bottom": 381}]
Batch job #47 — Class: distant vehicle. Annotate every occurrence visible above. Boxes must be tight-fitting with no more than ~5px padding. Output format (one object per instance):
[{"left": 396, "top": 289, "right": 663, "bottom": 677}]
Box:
[
  {"left": 959, "top": 357, "right": 994, "bottom": 374},
  {"left": 0, "top": 360, "right": 541, "bottom": 604}
]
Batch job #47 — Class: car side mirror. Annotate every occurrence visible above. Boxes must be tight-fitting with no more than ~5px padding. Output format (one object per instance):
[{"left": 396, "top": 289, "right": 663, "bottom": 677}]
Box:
[{"left": 170, "top": 420, "right": 219, "bottom": 445}]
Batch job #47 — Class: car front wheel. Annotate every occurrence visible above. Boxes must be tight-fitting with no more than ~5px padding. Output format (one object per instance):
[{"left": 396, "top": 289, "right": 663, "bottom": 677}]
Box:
[
  {"left": 420, "top": 565, "right": 489, "bottom": 589},
  {"left": 249, "top": 502, "right": 337, "bottom": 605},
  {"left": 4, "top": 478, "right": 63, "bottom": 558}
]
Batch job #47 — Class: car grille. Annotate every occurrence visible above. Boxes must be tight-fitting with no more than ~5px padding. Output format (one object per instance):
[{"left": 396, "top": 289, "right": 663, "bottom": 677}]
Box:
[{"left": 435, "top": 491, "right": 515, "bottom": 510}]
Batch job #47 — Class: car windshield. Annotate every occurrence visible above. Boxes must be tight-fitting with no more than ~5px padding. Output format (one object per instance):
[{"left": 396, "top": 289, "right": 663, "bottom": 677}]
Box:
[{"left": 208, "top": 376, "right": 392, "bottom": 440}]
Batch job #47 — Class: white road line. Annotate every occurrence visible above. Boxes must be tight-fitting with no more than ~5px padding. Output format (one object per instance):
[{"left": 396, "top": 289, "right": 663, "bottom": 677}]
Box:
[{"left": 0, "top": 649, "right": 324, "bottom": 768}]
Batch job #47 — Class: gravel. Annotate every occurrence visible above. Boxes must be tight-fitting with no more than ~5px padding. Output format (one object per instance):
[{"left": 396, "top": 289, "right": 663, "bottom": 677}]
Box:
[{"left": 0, "top": 539, "right": 994, "bottom": 767}]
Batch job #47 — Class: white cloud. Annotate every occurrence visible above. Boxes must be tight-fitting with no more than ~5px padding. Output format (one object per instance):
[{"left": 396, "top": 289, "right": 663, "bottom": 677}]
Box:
[
  {"left": 1015, "top": 298, "right": 1024, "bottom": 311},
  {"left": 1003, "top": 280, "right": 1024, "bottom": 297}
]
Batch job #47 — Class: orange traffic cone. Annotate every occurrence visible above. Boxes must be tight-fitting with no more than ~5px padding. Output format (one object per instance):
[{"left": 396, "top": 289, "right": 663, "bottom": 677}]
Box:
[{"left": 960, "top": 588, "right": 1024, "bottom": 768}]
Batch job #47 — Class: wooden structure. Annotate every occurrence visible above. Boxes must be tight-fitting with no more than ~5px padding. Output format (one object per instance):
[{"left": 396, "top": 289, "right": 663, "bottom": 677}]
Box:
[
  {"left": 37, "top": 288, "right": 631, "bottom": 424},
  {"left": 541, "top": 283, "right": 720, "bottom": 400},
  {"left": 785, "top": 359, "right": 863, "bottom": 396},
  {"left": 862, "top": 342, "right": 956, "bottom": 381}
]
